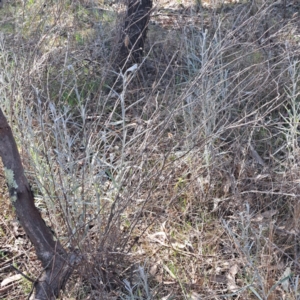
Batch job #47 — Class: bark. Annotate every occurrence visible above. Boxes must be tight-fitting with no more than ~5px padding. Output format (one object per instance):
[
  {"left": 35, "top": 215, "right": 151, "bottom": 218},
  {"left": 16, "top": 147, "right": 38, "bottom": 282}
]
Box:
[
  {"left": 117, "top": 0, "right": 152, "bottom": 71},
  {"left": 0, "top": 108, "right": 79, "bottom": 300}
]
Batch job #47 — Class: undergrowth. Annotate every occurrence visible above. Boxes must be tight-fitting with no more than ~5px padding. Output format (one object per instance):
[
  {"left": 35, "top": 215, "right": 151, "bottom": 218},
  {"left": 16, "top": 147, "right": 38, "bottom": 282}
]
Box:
[{"left": 0, "top": 0, "right": 300, "bottom": 299}]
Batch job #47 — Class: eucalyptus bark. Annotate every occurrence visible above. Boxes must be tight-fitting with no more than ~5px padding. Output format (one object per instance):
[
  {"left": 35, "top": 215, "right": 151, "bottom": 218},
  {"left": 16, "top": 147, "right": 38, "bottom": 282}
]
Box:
[{"left": 0, "top": 108, "right": 78, "bottom": 300}]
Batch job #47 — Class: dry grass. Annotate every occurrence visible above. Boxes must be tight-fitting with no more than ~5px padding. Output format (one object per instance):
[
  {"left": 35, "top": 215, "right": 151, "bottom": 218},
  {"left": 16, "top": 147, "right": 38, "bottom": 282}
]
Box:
[{"left": 1, "top": 0, "right": 300, "bottom": 299}]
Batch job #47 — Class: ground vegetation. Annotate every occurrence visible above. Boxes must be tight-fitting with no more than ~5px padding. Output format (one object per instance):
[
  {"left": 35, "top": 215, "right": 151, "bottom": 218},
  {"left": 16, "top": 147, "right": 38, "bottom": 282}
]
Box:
[{"left": 0, "top": 0, "right": 300, "bottom": 299}]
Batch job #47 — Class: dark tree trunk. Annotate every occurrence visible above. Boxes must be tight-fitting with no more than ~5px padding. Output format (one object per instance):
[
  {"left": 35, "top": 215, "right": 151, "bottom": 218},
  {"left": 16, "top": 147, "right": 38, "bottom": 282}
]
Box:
[
  {"left": 0, "top": 109, "right": 80, "bottom": 300},
  {"left": 117, "top": 0, "right": 152, "bottom": 71}
]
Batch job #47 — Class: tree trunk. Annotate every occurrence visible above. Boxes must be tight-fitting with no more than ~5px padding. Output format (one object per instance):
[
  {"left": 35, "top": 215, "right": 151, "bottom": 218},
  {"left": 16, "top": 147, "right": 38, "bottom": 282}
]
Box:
[
  {"left": 117, "top": 0, "right": 152, "bottom": 71},
  {"left": 0, "top": 108, "right": 79, "bottom": 300}
]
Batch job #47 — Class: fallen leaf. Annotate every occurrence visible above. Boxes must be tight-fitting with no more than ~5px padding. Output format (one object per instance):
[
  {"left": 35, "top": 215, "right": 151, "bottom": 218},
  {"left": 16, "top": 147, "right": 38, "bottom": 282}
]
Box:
[
  {"left": 226, "top": 264, "right": 239, "bottom": 292},
  {"left": 1, "top": 274, "right": 23, "bottom": 287}
]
